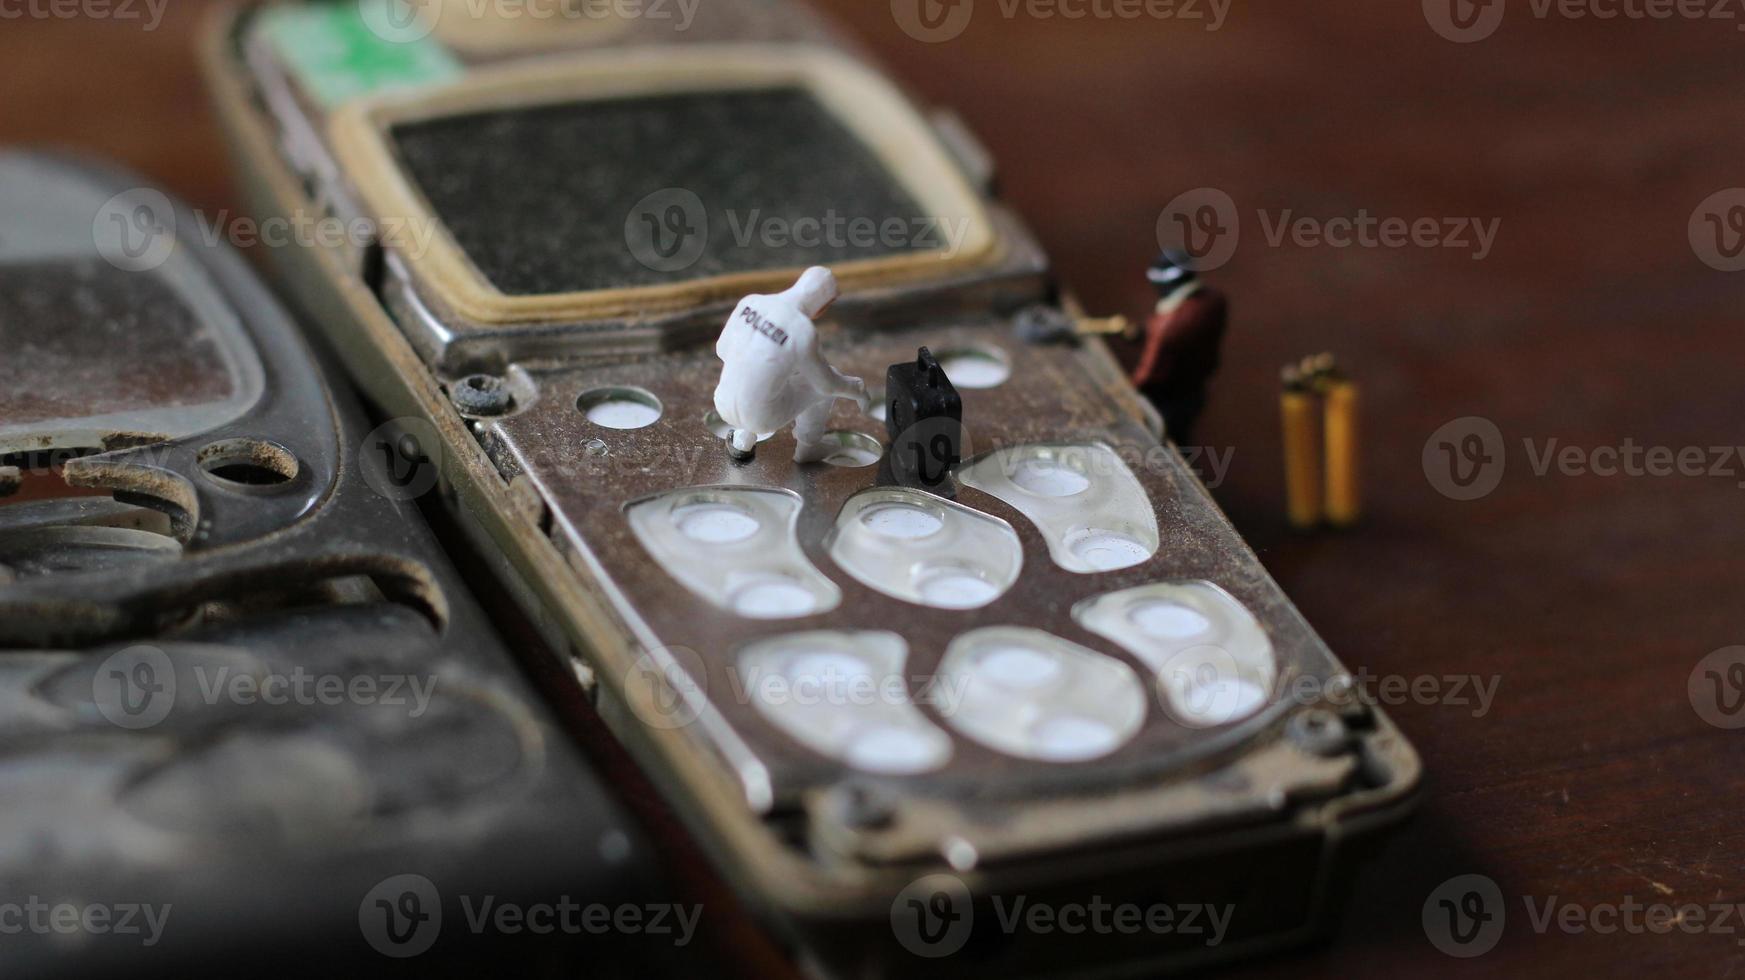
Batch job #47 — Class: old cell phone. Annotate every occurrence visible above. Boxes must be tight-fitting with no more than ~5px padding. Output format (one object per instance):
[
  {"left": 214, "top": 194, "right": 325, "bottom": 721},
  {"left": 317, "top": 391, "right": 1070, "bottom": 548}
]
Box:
[
  {"left": 0, "top": 153, "right": 669, "bottom": 977},
  {"left": 202, "top": 1, "right": 1421, "bottom": 974}
]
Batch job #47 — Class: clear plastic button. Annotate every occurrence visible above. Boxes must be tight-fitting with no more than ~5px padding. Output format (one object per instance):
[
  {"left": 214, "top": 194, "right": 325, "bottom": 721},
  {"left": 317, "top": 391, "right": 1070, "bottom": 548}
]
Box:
[
  {"left": 860, "top": 502, "right": 944, "bottom": 539},
  {"left": 829, "top": 489, "right": 1022, "bottom": 611},
  {"left": 960, "top": 444, "right": 1159, "bottom": 574},
  {"left": 729, "top": 574, "right": 823, "bottom": 618},
  {"left": 740, "top": 632, "right": 951, "bottom": 775},
  {"left": 1129, "top": 599, "right": 1212, "bottom": 640},
  {"left": 627, "top": 487, "right": 840, "bottom": 619},
  {"left": 1010, "top": 458, "right": 1090, "bottom": 497},
  {"left": 934, "top": 627, "right": 1145, "bottom": 762},
  {"left": 673, "top": 503, "right": 761, "bottom": 544},
  {"left": 1074, "top": 582, "right": 1276, "bottom": 728}
]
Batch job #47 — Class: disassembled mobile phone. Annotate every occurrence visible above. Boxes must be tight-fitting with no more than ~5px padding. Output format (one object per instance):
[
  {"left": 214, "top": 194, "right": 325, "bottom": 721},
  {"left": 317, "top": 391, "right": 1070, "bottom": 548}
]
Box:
[
  {"left": 0, "top": 154, "right": 666, "bottom": 977},
  {"left": 203, "top": 1, "right": 1422, "bottom": 974}
]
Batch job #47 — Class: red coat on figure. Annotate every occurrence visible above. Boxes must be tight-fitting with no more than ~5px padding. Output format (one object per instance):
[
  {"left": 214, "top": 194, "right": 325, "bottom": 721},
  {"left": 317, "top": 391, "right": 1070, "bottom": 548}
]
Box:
[{"left": 1129, "top": 252, "right": 1228, "bottom": 444}]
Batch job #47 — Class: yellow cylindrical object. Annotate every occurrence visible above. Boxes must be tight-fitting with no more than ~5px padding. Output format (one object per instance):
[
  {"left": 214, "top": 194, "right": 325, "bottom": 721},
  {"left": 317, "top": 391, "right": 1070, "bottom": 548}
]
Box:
[
  {"left": 1322, "top": 380, "right": 1362, "bottom": 527},
  {"left": 1281, "top": 387, "right": 1323, "bottom": 529}
]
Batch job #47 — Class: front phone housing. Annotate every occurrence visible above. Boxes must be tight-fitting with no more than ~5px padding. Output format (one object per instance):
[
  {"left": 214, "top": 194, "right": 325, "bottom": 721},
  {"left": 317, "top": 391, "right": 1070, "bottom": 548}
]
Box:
[
  {"left": 0, "top": 152, "right": 666, "bottom": 977},
  {"left": 202, "top": 3, "right": 1421, "bottom": 974}
]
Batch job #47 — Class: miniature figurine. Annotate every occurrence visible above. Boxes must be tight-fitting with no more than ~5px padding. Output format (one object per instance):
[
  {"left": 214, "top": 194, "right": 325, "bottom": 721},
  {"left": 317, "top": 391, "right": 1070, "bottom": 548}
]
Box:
[
  {"left": 1129, "top": 250, "right": 1228, "bottom": 444},
  {"left": 1279, "top": 362, "right": 1323, "bottom": 530},
  {"left": 881, "top": 346, "right": 963, "bottom": 496},
  {"left": 713, "top": 266, "right": 870, "bottom": 462}
]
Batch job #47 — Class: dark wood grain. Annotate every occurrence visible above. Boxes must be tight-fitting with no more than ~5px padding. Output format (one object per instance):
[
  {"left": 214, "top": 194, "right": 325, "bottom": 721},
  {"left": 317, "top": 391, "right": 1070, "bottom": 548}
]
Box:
[{"left": 7, "top": 1, "right": 1741, "bottom": 974}]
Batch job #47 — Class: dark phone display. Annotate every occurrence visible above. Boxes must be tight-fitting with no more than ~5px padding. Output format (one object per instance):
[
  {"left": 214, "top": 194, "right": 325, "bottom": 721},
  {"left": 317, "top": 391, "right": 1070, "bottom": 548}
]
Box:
[{"left": 391, "top": 87, "right": 933, "bottom": 295}]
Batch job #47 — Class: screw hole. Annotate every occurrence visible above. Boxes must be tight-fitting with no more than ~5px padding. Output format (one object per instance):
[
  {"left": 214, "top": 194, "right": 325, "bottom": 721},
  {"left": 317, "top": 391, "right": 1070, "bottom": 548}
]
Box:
[
  {"left": 197, "top": 439, "right": 298, "bottom": 490},
  {"left": 578, "top": 387, "right": 663, "bottom": 429}
]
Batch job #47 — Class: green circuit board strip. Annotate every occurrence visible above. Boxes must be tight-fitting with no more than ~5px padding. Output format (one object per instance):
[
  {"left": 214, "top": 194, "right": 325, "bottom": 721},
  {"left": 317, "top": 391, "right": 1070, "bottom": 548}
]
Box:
[{"left": 256, "top": 2, "right": 462, "bottom": 109}]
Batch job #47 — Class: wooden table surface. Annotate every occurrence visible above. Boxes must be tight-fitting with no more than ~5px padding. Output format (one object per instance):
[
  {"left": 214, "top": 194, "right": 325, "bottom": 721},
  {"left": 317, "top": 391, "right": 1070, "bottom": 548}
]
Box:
[{"left": 6, "top": 1, "right": 1742, "bottom": 975}]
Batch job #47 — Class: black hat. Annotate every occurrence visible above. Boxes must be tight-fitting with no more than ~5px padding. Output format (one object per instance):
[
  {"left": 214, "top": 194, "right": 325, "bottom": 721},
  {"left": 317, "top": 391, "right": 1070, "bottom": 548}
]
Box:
[{"left": 1147, "top": 249, "right": 1199, "bottom": 294}]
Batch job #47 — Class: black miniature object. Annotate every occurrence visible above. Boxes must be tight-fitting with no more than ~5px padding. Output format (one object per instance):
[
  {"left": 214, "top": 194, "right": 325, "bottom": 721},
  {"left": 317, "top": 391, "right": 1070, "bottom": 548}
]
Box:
[{"left": 882, "top": 347, "right": 963, "bottom": 496}]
